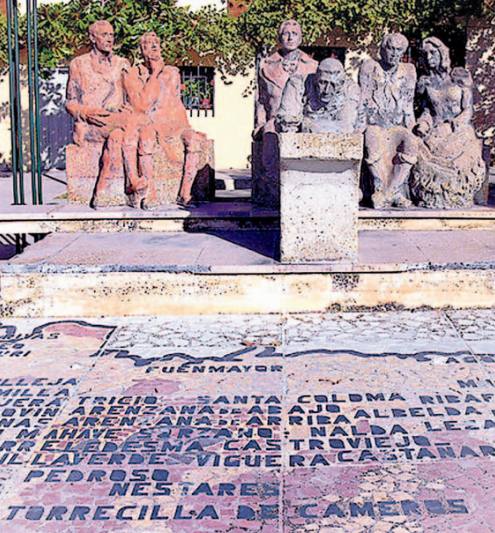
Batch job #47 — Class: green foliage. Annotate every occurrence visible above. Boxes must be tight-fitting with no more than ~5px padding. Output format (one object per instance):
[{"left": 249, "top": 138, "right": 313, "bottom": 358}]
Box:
[
  {"left": 36, "top": 0, "right": 194, "bottom": 69},
  {"left": 0, "top": 14, "right": 8, "bottom": 69},
  {"left": 0, "top": 0, "right": 487, "bottom": 75}
]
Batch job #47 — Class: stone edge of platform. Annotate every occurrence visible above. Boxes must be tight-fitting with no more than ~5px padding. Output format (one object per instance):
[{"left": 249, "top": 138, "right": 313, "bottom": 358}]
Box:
[{"left": 1, "top": 266, "right": 494, "bottom": 317}]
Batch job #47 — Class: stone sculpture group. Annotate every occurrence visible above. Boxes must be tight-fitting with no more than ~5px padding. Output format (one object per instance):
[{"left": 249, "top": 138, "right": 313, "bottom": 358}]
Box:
[
  {"left": 66, "top": 18, "right": 485, "bottom": 212},
  {"left": 66, "top": 21, "right": 213, "bottom": 209},
  {"left": 255, "top": 21, "right": 486, "bottom": 210}
]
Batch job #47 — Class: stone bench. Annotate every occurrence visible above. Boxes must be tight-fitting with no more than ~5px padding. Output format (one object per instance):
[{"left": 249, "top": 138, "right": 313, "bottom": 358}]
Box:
[{"left": 67, "top": 137, "right": 215, "bottom": 207}]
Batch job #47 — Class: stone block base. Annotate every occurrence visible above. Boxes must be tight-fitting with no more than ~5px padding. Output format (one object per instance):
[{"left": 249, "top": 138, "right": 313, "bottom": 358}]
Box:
[
  {"left": 66, "top": 143, "right": 127, "bottom": 206},
  {"left": 279, "top": 132, "right": 364, "bottom": 263},
  {"left": 251, "top": 134, "right": 280, "bottom": 208},
  {"left": 66, "top": 137, "right": 215, "bottom": 207}
]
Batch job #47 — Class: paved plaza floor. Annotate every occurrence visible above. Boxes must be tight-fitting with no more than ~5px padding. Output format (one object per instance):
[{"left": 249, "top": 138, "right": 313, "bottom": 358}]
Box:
[
  {"left": 7, "top": 229, "right": 495, "bottom": 272},
  {"left": 0, "top": 310, "right": 494, "bottom": 531}
]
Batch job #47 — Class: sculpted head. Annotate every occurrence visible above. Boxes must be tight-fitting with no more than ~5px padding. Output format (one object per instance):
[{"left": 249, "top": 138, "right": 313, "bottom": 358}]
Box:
[
  {"left": 316, "top": 58, "right": 345, "bottom": 104},
  {"left": 89, "top": 20, "right": 114, "bottom": 55},
  {"left": 422, "top": 37, "right": 451, "bottom": 73},
  {"left": 278, "top": 19, "right": 303, "bottom": 53},
  {"left": 380, "top": 33, "right": 408, "bottom": 68},
  {"left": 140, "top": 32, "right": 162, "bottom": 62}
]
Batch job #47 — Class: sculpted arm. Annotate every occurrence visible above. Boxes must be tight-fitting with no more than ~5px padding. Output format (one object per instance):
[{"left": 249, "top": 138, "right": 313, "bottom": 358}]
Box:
[
  {"left": 275, "top": 75, "right": 304, "bottom": 132},
  {"left": 358, "top": 61, "right": 374, "bottom": 101},
  {"left": 65, "top": 60, "right": 84, "bottom": 120},
  {"left": 254, "top": 74, "right": 268, "bottom": 137},
  {"left": 352, "top": 84, "right": 367, "bottom": 133},
  {"left": 65, "top": 58, "right": 111, "bottom": 126},
  {"left": 456, "top": 86, "right": 474, "bottom": 126},
  {"left": 123, "top": 68, "right": 146, "bottom": 113},
  {"left": 358, "top": 60, "right": 377, "bottom": 125},
  {"left": 124, "top": 63, "right": 162, "bottom": 114},
  {"left": 403, "top": 66, "right": 417, "bottom": 130},
  {"left": 171, "top": 67, "right": 182, "bottom": 100},
  {"left": 415, "top": 76, "right": 433, "bottom": 137}
]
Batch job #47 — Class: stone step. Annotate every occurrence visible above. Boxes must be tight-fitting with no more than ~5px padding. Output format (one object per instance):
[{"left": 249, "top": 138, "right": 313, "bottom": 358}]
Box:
[
  {"left": 2, "top": 229, "right": 494, "bottom": 317},
  {"left": 1, "top": 200, "right": 495, "bottom": 234}
]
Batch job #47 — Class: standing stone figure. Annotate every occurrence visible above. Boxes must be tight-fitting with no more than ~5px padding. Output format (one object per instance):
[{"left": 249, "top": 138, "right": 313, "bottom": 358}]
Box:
[
  {"left": 252, "top": 19, "right": 318, "bottom": 207},
  {"left": 66, "top": 20, "right": 131, "bottom": 208},
  {"left": 276, "top": 58, "right": 365, "bottom": 134},
  {"left": 122, "top": 32, "right": 210, "bottom": 208},
  {"left": 410, "top": 37, "right": 485, "bottom": 208},
  {"left": 359, "top": 33, "right": 418, "bottom": 208}
]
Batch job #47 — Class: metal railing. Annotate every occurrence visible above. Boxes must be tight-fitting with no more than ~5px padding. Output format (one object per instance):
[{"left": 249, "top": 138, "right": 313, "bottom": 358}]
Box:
[{"left": 5, "top": 0, "right": 43, "bottom": 205}]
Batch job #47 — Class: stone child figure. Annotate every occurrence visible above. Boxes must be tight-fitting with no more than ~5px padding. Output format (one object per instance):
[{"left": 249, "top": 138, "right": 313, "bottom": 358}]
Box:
[
  {"left": 252, "top": 19, "right": 318, "bottom": 207},
  {"left": 276, "top": 58, "right": 365, "bottom": 134},
  {"left": 66, "top": 20, "right": 131, "bottom": 208},
  {"left": 359, "top": 33, "right": 418, "bottom": 208},
  {"left": 122, "top": 32, "right": 209, "bottom": 208},
  {"left": 410, "top": 37, "right": 485, "bottom": 208}
]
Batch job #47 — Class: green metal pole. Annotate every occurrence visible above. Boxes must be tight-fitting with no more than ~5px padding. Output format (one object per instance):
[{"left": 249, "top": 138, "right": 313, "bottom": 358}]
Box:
[
  {"left": 26, "top": 0, "right": 39, "bottom": 205},
  {"left": 6, "top": 0, "right": 20, "bottom": 205},
  {"left": 12, "top": 0, "right": 25, "bottom": 204},
  {"left": 33, "top": 0, "right": 43, "bottom": 204}
]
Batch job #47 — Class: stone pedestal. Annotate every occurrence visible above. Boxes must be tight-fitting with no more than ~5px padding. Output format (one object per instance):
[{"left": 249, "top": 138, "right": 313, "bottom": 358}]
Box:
[
  {"left": 251, "top": 135, "right": 280, "bottom": 208},
  {"left": 279, "top": 132, "right": 363, "bottom": 263}
]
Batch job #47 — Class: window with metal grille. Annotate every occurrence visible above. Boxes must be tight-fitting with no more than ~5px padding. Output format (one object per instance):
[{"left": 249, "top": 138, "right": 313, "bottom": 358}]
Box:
[{"left": 180, "top": 66, "right": 215, "bottom": 117}]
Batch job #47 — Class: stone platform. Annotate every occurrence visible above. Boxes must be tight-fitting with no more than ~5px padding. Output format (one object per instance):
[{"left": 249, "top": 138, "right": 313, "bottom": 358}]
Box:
[
  {"left": 1, "top": 229, "right": 494, "bottom": 316},
  {"left": 0, "top": 310, "right": 494, "bottom": 531}
]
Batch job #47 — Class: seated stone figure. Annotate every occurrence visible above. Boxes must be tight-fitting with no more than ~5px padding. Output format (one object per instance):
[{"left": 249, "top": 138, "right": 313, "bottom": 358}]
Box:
[
  {"left": 410, "top": 37, "right": 485, "bottom": 209},
  {"left": 65, "top": 20, "right": 131, "bottom": 207},
  {"left": 122, "top": 32, "right": 214, "bottom": 209},
  {"left": 252, "top": 19, "right": 318, "bottom": 207},
  {"left": 359, "top": 33, "right": 418, "bottom": 209},
  {"left": 275, "top": 58, "right": 365, "bottom": 134}
]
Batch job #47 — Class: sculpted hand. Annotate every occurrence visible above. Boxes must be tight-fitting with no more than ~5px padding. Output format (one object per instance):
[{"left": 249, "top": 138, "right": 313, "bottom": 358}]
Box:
[
  {"left": 414, "top": 121, "right": 429, "bottom": 138},
  {"left": 451, "top": 117, "right": 463, "bottom": 132},
  {"left": 275, "top": 114, "right": 301, "bottom": 133},
  {"left": 81, "top": 107, "right": 111, "bottom": 127},
  {"left": 119, "top": 103, "right": 134, "bottom": 113},
  {"left": 149, "top": 58, "right": 164, "bottom": 76},
  {"left": 252, "top": 125, "right": 264, "bottom": 140}
]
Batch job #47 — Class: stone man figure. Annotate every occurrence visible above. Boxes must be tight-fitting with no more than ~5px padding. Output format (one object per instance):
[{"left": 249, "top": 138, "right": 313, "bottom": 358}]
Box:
[
  {"left": 276, "top": 58, "right": 365, "bottom": 134},
  {"left": 252, "top": 19, "right": 318, "bottom": 207},
  {"left": 359, "top": 33, "right": 418, "bottom": 208},
  {"left": 66, "top": 20, "right": 130, "bottom": 208},
  {"left": 122, "top": 32, "right": 209, "bottom": 208}
]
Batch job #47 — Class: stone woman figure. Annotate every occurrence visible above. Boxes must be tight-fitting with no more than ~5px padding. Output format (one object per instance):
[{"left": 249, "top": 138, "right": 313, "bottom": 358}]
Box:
[{"left": 410, "top": 37, "right": 485, "bottom": 208}]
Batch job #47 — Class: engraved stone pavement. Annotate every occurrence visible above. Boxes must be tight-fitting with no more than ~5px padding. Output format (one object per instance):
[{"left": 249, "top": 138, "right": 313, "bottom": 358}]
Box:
[{"left": 0, "top": 310, "right": 494, "bottom": 531}]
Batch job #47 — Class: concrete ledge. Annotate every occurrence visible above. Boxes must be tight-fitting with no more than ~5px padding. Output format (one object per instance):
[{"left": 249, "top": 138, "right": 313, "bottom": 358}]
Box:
[
  {"left": 1, "top": 268, "right": 494, "bottom": 317},
  {"left": 1, "top": 202, "right": 495, "bottom": 233}
]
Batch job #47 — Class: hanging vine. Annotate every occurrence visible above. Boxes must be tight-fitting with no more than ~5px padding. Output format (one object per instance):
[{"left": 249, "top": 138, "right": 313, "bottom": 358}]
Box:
[{"left": 0, "top": 0, "right": 488, "bottom": 74}]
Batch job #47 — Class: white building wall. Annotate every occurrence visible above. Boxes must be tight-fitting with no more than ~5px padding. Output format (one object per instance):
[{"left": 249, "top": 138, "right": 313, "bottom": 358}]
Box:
[{"left": 190, "top": 70, "right": 254, "bottom": 169}]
